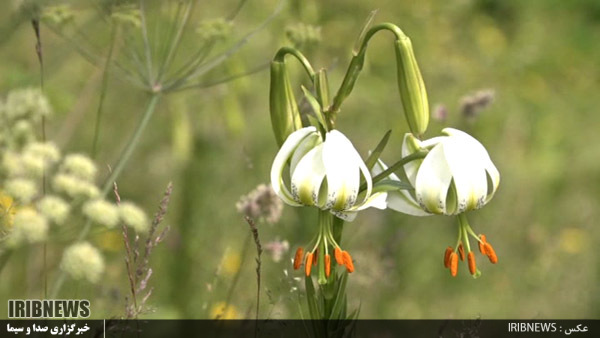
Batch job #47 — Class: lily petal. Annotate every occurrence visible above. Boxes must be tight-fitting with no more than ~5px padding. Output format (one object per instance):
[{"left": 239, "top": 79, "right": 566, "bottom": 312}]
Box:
[
  {"left": 270, "top": 127, "right": 316, "bottom": 206},
  {"left": 322, "top": 130, "right": 361, "bottom": 211},
  {"left": 387, "top": 190, "right": 432, "bottom": 216},
  {"left": 291, "top": 144, "right": 326, "bottom": 206},
  {"left": 401, "top": 133, "right": 422, "bottom": 187},
  {"left": 414, "top": 143, "right": 453, "bottom": 214},
  {"left": 330, "top": 210, "right": 358, "bottom": 222}
]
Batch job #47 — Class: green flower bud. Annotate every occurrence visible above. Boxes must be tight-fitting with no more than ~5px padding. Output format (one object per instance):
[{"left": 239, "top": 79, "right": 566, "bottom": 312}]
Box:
[
  {"left": 10, "top": 208, "right": 49, "bottom": 246},
  {"left": 83, "top": 199, "right": 120, "bottom": 228},
  {"left": 395, "top": 36, "right": 429, "bottom": 136},
  {"left": 119, "top": 201, "right": 149, "bottom": 233},
  {"left": 60, "top": 242, "right": 104, "bottom": 283},
  {"left": 269, "top": 60, "right": 302, "bottom": 147},
  {"left": 37, "top": 195, "right": 70, "bottom": 225},
  {"left": 5, "top": 178, "right": 37, "bottom": 204}
]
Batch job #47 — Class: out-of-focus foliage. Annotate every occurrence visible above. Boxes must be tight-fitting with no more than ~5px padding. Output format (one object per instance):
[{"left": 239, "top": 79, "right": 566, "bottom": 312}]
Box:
[{"left": 0, "top": 0, "right": 598, "bottom": 319}]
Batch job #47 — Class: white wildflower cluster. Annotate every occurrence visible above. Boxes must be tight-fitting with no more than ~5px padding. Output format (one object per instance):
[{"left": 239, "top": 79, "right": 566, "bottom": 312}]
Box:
[
  {"left": 0, "top": 88, "right": 149, "bottom": 285},
  {"left": 60, "top": 242, "right": 105, "bottom": 283}
]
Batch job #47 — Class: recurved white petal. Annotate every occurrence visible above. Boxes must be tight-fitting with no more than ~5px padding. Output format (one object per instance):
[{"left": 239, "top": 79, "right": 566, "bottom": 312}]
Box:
[
  {"left": 330, "top": 210, "right": 358, "bottom": 222},
  {"left": 290, "top": 132, "right": 321, "bottom": 176},
  {"left": 322, "top": 130, "right": 361, "bottom": 211},
  {"left": 387, "top": 190, "right": 431, "bottom": 216},
  {"left": 270, "top": 127, "right": 316, "bottom": 206},
  {"left": 290, "top": 144, "right": 326, "bottom": 206},
  {"left": 414, "top": 143, "right": 453, "bottom": 214}
]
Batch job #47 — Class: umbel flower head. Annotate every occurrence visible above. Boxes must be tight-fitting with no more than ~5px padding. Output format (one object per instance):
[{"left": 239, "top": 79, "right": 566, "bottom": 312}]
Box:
[
  {"left": 385, "top": 128, "right": 500, "bottom": 277},
  {"left": 271, "top": 126, "right": 386, "bottom": 222}
]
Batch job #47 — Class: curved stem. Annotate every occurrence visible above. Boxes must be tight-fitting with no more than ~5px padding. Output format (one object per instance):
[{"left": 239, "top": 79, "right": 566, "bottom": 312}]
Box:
[
  {"left": 273, "top": 47, "right": 316, "bottom": 80},
  {"left": 330, "top": 23, "right": 406, "bottom": 113}
]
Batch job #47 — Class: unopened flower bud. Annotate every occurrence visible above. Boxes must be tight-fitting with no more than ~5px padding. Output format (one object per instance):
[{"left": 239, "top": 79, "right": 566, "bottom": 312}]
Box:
[
  {"left": 395, "top": 36, "right": 429, "bottom": 136},
  {"left": 269, "top": 60, "right": 302, "bottom": 146}
]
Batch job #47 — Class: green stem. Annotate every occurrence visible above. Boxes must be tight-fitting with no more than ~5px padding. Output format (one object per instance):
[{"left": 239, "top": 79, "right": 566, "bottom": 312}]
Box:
[
  {"left": 330, "top": 23, "right": 406, "bottom": 114},
  {"left": 273, "top": 47, "right": 316, "bottom": 80},
  {"left": 50, "top": 94, "right": 160, "bottom": 299},
  {"left": 91, "top": 24, "right": 119, "bottom": 159}
]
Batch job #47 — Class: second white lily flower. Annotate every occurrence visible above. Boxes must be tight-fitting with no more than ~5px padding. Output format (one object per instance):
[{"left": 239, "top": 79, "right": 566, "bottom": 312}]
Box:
[{"left": 271, "top": 127, "right": 387, "bottom": 221}]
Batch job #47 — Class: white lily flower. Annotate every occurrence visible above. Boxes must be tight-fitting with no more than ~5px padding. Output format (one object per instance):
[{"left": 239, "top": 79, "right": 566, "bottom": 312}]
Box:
[
  {"left": 271, "top": 126, "right": 387, "bottom": 221},
  {"left": 387, "top": 128, "right": 500, "bottom": 216}
]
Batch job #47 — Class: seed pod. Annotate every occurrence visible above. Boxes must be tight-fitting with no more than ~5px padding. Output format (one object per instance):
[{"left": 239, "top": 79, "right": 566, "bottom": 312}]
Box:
[
  {"left": 270, "top": 60, "right": 302, "bottom": 147},
  {"left": 395, "top": 36, "right": 429, "bottom": 136}
]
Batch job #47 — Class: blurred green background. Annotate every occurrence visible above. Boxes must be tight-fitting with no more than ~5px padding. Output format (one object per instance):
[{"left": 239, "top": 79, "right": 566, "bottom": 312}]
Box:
[{"left": 1, "top": 0, "right": 599, "bottom": 319}]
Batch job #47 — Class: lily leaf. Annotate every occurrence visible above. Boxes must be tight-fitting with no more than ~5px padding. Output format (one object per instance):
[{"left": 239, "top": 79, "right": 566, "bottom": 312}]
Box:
[
  {"left": 365, "top": 129, "right": 392, "bottom": 170},
  {"left": 372, "top": 179, "right": 413, "bottom": 194},
  {"left": 329, "top": 272, "right": 349, "bottom": 320},
  {"left": 301, "top": 85, "right": 328, "bottom": 132}
]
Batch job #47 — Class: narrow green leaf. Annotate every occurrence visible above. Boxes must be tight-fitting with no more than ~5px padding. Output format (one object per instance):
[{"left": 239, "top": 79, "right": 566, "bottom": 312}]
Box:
[
  {"left": 301, "top": 85, "right": 328, "bottom": 131},
  {"left": 372, "top": 179, "right": 414, "bottom": 194},
  {"left": 365, "top": 130, "right": 392, "bottom": 170},
  {"left": 329, "top": 272, "right": 349, "bottom": 320}
]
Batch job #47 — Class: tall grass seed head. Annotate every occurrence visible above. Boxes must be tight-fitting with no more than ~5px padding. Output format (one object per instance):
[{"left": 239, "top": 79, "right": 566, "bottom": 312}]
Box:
[
  {"left": 83, "top": 199, "right": 120, "bottom": 228},
  {"left": 119, "top": 201, "right": 148, "bottom": 233},
  {"left": 5, "top": 178, "right": 38, "bottom": 204},
  {"left": 60, "top": 154, "right": 97, "bottom": 181},
  {"left": 9, "top": 208, "right": 49, "bottom": 246},
  {"left": 60, "top": 242, "right": 105, "bottom": 284},
  {"left": 37, "top": 195, "right": 70, "bottom": 225}
]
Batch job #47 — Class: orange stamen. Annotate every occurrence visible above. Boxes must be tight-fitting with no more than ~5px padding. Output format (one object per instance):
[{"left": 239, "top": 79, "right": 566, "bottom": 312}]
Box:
[
  {"left": 293, "top": 247, "right": 304, "bottom": 270},
  {"left": 313, "top": 249, "right": 318, "bottom": 265},
  {"left": 444, "top": 246, "right": 453, "bottom": 268},
  {"left": 484, "top": 243, "right": 498, "bottom": 264},
  {"left": 478, "top": 234, "right": 487, "bottom": 254},
  {"left": 467, "top": 252, "right": 477, "bottom": 275},
  {"left": 449, "top": 252, "right": 459, "bottom": 277},
  {"left": 334, "top": 247, "right": 344, "bottom": 265},
  {"left": 305, "top": 253, "right": 313, "bottom": 276},
  {"left": 458, "top": 243, "right": 465, "bottom": 261},
  {"left": 342, "top": 251, "right": 354, "bottom": 273},
  {"left": 325, "top": 254, "right": 331, "bottom": 278}
]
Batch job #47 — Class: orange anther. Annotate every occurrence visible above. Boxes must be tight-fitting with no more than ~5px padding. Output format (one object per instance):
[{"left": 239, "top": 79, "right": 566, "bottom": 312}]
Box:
[
  {"left": 293, "top": 247, "right": 304, "bottom": 270},
  {"left": 467, "top": 252, "right": 477, "bottom": 275},
  {"left": 458, "top": 243, "right": 465, "bottom": 261},
  {"left": 444, "top": 246, "right": 453, "bottom": 268},
  {"left": 334, "top": 247, "right": 344, "bottom": 265},
  {"left": 484, "top": 243, "right": 498, "bottom": 264},
  {"left": 342, "top": 251, "right": 354, "bottom": 273},
  {"left": 449, "top": 252, "right": 459, "bottom": 277},
  {"left": 478, "top": 234, "right": 487, "bottom": 254},
  {"left": 313, "top": 249, "right": 318, "bottom": 265},
  {"left": 325, "top": 254, "right": 331, "bottom": 278},
  {"left": 305, "top": 253, "right": 313, "bottom": 276}
]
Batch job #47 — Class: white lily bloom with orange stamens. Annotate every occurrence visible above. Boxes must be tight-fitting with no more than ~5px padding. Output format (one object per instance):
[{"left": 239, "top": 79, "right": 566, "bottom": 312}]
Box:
[
  {"left": 271, "top": 126, "right": 387, "bottom": 221},
  {"left": 386, "top": 128, "right": 500, "bottom": 216}
]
